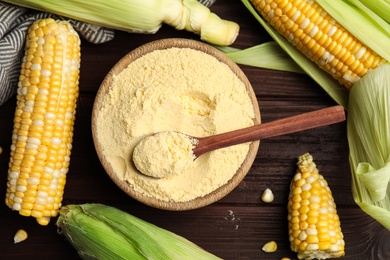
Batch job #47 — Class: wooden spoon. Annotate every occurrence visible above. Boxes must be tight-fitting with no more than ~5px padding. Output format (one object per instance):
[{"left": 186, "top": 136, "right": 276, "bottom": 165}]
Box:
[
  {"left": 193, "top": 105, "right": 345, "bottom": 157},
  {"left": 133, "top": 105, "right": 345, "bottom": 178}
]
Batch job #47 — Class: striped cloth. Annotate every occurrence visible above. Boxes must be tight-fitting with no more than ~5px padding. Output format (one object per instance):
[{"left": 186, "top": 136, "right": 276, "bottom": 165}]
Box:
[
  {"left": 0, "top": 0, "right": 216, "bottom": 107},
  {"left": 198, "top": 0, "right": 217, "bottom": 6}
]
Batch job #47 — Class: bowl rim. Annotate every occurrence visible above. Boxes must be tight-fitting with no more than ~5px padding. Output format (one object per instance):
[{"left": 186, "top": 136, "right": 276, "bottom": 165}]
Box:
[{"left": 91, "top": 38, "right": 261, "bottom": 211}]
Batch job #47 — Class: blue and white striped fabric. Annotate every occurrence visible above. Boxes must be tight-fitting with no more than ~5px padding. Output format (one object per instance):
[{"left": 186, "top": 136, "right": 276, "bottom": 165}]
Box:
[{"left": 198, "top": 0, "right": 217, "bottom": 6}]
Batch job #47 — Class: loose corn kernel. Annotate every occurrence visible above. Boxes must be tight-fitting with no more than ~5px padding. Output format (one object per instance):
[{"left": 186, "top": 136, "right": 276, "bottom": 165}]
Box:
[
  {"left": 14, "top": 229, "right": 28, "bottom": 243},
  {"left": 262, "top": 240, "right": 278, "bottom": 253},
  {"left": 249, "top": 0, "right": 385, "bottom": 89},
  {"left": 261, "top": 188, "right": 274, "bottom": 203},
  {"left": 287, "top": 153, "right": 345, "bottom": 259},
  {"left": 5, "top": 18, "right": 80, "bottom": 226}
]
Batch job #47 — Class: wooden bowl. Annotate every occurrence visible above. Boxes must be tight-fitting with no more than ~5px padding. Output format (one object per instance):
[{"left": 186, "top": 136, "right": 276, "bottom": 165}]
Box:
[{"left": 91, "top": 38, "right": 260, "bottom": 210}]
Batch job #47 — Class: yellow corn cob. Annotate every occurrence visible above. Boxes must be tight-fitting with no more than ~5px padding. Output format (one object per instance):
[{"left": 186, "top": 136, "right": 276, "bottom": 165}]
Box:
[
  {"left": 5, "top": 18, "right": 80, "bottom": 226},
  {"left": 288, "top": 153, "right": 345, "bottom": 260},
  {"left": 250, "top": 0, "right": 385, "bottom": 89}
]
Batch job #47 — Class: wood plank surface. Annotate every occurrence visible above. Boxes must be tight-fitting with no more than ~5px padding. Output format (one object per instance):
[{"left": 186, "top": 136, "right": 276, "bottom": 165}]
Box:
[{"left": 1, "top": 1, "right": 390, "bottom": 259}]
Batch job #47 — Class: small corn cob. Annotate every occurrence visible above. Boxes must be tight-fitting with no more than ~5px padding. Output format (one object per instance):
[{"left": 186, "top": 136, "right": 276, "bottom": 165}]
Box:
[
  {"left": 250, "top": 0, "right": 385, "bottom": 89},
  {"left": 288, "top": 153, "right": 345, "bottom": 260},
  {"left": 5, "top": 18, "right": 81, "bottom": 226}
]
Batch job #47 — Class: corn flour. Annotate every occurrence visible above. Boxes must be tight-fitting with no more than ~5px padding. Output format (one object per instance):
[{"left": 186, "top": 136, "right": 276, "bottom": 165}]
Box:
[
  {"left": 96, "top": 47, "right": 255, "bottom": 202},
  {"left": 132, "top": 131, "right": 197, "bottom": 178}
]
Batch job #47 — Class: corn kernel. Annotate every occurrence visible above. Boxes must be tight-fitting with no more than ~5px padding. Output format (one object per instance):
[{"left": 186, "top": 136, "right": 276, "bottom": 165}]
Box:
[
  {"left": 262, "top": 240, "right": 277, "bottom": 253},
  {"left": 14, "top": 229, "right": 28, "bottom": 243},
  {"left": 261, "top": 188, "right": 274, "bottom": 203}
]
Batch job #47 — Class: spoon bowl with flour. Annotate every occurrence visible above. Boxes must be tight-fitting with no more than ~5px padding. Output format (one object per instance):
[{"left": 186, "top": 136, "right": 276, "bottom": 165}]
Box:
[{"left": 133, "top": 105, "right": 345, "bottom": 179}]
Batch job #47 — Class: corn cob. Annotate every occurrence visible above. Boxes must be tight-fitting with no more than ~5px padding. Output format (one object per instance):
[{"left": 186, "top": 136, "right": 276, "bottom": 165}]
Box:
[
  {"left": 57, "top": 203, "right": 221, "bottom": 259},
  {"left": 249, "top": 0, "right": 385, "bottom": 89},
  {"left": 288, "top": 153, "right": 345, "bottom": 260},
  {"left": 5, "top": 18, "right": 80, "bottom": 226}
]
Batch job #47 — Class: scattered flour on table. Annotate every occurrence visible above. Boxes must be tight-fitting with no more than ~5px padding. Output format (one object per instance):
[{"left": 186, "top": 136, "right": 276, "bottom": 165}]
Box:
[
  {"left": 225, "top": 210, "right": 241, "bottom": 230},
  {"left": 96, "top": 47, "right": 255, "bottom": 202}
]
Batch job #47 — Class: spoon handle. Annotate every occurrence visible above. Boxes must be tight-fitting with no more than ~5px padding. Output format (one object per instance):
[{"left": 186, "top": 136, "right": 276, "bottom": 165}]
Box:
[{"left": 193, "top": 105, "right": 345, "bottom": 157}]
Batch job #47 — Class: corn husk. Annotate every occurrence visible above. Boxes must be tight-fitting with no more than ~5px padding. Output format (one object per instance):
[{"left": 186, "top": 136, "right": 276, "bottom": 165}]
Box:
[
  {"left": 215, "top": 41, "right": 304, "bottom": 74},
  {"left": 347, "top": 63, "right": 390, "bottom": 231},
  {"left": 357, "top": 0, "right": 390, "bottom": 23},
  {"left": 56, "top": 203, "right": 221, "bottom": 260},
  {"left": 3, "top": 0, "right": 239, "bottom": 46}
]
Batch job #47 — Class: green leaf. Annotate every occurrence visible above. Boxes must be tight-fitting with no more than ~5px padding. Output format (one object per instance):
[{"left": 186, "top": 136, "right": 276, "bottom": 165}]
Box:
[{"left": 215, "top": 41, "right": 305, "bottom": 74}]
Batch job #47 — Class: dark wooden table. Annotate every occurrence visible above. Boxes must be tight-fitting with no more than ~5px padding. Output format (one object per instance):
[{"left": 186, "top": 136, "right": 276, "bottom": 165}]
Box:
[{"left": 1, "top": 1, "right": 390, "bottom": 259}]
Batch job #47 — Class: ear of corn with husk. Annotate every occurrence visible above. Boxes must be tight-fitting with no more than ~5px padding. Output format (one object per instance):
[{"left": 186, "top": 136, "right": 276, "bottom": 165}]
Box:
[
  {"left": 240, "top": 0, "right": 350, "bottom": 108},
  {"left": 56, "top": 203, "right": 222, "bottom": 260},
  {"left": 2, "top": 0, "right": 239, "bottom": 46},
  {"left": 249, "top": 0, "right": 386, "bottom": 89},
  {"left": 238, "top": 0, "right": 390, "bottom": 108}
]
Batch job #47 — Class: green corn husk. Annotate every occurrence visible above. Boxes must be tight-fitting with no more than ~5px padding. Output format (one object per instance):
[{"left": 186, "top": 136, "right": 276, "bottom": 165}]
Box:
[
  {"left": 215, "top": 41, "right": 304, "bottom": 74},
  {"left": 3, "top": 0, "right": 239, "bottom": 46},
  {"left": 56, "top": 203, "right": 221, "bottom": 260},
  {"left": 357, "top": 0, "right": 390, "bottom": 23},
  {"left": 347, "top": 63, "right": 390, "bottom": 231}
]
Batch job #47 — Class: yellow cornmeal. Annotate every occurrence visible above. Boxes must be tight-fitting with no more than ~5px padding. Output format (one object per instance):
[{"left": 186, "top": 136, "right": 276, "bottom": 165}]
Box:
[
  {"left": 96, "top": 47, "right": 255, "bottom": 202},
  {"left": 133, "top": 131, "right": 197, "bottom": 178}
]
